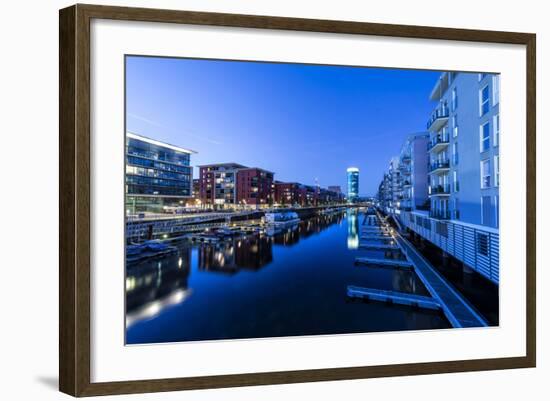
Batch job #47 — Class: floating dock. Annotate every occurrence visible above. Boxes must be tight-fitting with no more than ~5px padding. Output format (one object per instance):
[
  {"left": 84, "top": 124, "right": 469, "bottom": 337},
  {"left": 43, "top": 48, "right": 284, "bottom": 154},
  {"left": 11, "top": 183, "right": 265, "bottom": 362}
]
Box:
[
  {"left": 361, "top": 229, "right": 390, "bottom": 234},
  {"left": 360, "top": 235, "right": 394, "bottom": 241},
  {"left": 375, "top": 210, "right": 489, "bottom": 328},
  {"left": 395, "top": 233, "right": 488, "bottom": 328},
  {"left": 347, "top": 286, "right": 441, "bottom": 310},
  {"left": 355, "top": 257, "right": 412, "bottom": 269},
  {"left": 358, "top": 243, "right": 400, "bottom": 250}
]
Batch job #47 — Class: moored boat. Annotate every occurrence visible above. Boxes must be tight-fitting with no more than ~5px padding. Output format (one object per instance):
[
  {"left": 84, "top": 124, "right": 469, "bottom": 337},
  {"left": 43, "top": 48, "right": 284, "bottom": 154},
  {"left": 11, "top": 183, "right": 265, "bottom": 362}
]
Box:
[{"left": 264, "top": 211, "right": 300, "bottom": 228}]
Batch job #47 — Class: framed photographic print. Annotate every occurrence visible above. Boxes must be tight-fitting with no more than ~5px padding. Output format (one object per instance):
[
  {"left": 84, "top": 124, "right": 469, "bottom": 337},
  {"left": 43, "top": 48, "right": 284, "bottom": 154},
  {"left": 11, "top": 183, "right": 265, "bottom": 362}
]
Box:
[{"left": 59, "top": 4, "right": 536, "bottom": 397}]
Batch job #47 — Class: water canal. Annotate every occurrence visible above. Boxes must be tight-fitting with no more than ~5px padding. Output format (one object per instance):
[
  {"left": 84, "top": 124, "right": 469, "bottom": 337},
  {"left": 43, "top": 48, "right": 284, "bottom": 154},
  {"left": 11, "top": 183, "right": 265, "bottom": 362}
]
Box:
[{"left": 126, "top": 209, "right": 451, "bottom": 344}]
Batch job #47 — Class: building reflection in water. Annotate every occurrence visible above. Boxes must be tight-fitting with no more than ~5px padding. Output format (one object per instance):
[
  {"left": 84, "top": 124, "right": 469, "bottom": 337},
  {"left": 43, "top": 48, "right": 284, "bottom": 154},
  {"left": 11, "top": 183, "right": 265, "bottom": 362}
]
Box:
[
  {"left": 126, "top": 211, "right": 348, "bottom": 328},
  {"left": 198, "top": 235, "right": 273, "bottom": 274},
  {"left": 272, "top": 224, "right": 301, "bottom": 246},
  {"left": 126, "top": 246, "right": 192, "bottom": 328},
  {"left": 347, "top": 208, "right": 359, "bottom": 249}
]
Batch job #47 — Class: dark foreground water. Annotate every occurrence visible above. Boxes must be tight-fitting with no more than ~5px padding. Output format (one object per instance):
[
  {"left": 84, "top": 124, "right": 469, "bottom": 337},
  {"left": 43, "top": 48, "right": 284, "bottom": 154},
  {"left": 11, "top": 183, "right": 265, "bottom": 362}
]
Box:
[{"left": 126, "top": 209, "right": 450, "bottom": 344}]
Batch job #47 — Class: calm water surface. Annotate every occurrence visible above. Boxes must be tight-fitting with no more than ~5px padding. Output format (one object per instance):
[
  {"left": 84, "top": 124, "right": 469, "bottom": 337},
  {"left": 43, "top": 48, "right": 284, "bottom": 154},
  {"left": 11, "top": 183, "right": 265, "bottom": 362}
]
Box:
[{"left": 126, "top": 210, "right": 450, "bottom": 344}]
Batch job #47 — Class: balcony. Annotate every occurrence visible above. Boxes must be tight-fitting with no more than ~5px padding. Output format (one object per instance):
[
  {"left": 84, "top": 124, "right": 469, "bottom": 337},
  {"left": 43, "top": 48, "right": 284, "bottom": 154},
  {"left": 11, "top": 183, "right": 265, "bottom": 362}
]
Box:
[
  {"left": 430, "top": 210, "right": 451, "bottom": 220},
  {"left": 428, "top": 133, "right": 450, "bottom": 153},
  {"left": 429, "top": 184, "right": 450, "bottom": 196},
  {"left": 427, "top": 104, "right": 449, "bottom": 132},
  {"left": 401, "top": 166, "right": 411, "bottom": 176},
  {"left": 401, "top": 155, "right": 411, "bottom": 164},
  {"left": 402, "top": 180, "right": 412, "bottom": 187},
  {"left": 429, "top": 160, "right": 450, "bottom": 174}
]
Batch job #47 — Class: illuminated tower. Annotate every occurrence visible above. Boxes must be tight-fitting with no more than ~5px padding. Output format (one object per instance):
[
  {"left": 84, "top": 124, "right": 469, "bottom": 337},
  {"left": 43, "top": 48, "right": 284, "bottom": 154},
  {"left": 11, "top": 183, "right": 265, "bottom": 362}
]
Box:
[{"left": 347, "top": 167, "right": 359, "bottom": 203}]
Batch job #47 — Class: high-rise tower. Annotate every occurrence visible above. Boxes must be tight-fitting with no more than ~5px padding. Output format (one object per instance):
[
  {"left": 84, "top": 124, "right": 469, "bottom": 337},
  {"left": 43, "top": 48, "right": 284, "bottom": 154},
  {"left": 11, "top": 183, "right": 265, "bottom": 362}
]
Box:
[{"left": 347, "top": 167, "right": 359, "bottom": 203}]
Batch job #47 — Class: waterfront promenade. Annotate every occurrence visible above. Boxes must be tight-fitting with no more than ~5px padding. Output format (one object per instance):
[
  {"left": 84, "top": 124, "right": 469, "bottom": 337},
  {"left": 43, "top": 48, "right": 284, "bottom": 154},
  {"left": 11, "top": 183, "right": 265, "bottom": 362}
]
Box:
[{"left": 126, "top": 203, "right": 353, "bottom": 242}]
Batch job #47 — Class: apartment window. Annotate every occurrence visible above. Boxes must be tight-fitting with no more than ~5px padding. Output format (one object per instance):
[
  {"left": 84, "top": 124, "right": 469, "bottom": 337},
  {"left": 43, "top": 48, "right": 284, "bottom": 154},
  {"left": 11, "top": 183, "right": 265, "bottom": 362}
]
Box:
[
  {"left": 452, "top": 142, "right": 459, "bottom": 165},
  {"left": 480, "top": 85, "right": 490, "bottom": 116},
  {"left": 494, "top": 155, "right": 500, "bottom": 186},
  {"left": 493, "top": 75, "right": 500, "bottom": 105},
  {"left": 481, "top": 159, "right": 491, "bottom": 189},
  {"left": 480, "top": 122, "right": 491, "bottom": 152},
  {"left": 453, "top": 198, "right": 460, "bottom": 220},
  {"left": 451, "top": 87, "right": 458, "bottom": 111},
  {"left": 493, "top": 114, "right": 500, "bottom": 146},
  {"left": 453, "top": 170, "right": 459, "bottom": 192},
  {"left": 452, "top": 115, "right": 459, "bottom": 137}
]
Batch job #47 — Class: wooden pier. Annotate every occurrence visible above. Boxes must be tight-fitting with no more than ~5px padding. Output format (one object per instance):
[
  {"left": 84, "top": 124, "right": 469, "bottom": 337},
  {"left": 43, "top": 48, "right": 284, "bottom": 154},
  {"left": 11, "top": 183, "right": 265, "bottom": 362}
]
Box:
[{"left": 347, "top": 286, "right": 441, "bottom": 310}]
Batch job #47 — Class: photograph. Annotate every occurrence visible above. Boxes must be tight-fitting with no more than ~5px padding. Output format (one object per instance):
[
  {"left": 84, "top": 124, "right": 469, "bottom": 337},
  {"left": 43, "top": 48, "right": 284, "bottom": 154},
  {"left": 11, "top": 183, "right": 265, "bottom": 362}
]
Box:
[{"left": 124, "top": 56, "right": 500, "bottom": 344}]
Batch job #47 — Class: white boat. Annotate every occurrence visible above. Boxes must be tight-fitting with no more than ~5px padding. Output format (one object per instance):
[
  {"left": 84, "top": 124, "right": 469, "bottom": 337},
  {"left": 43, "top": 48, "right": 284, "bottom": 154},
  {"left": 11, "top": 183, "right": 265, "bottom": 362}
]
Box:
[{"left": 264, "top": 211, "right": 300, "bottom": 227}]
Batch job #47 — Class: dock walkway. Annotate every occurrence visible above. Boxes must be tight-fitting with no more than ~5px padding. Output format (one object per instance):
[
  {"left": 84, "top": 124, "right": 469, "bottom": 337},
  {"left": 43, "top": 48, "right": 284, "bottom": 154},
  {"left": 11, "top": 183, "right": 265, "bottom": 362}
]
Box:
[
  {"left": 355, "top": 257, "right": 412, "bottom": 269},
  {"left": 358, "top": 243, "right": 399, "bottom": 250},
  {"left": 360, "top": 235, "right": 393, "bottom": 241},
  {"left": 395, "top": 233, "right": 488, "bottom": 328},
  {"left": 347, "top": 286, "right": 441, "bottom": 310}
]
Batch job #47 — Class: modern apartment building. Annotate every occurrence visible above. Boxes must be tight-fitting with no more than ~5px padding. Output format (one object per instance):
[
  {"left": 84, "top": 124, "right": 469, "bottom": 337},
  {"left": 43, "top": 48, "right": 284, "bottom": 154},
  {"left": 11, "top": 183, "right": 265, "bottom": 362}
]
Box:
[
  {"left": 328, "top": 185, "right": 342, "bottom": 195},
  {"left": 274, "top": 182, "right": 305, "bottom": 206},
  {"left": 274, "top": 181, "right": 342, "bottom": 206},
  {"left": 427, "top": 72, "right": 500, "bottom": 227},
  {"left": 376, "top": 172, "right": 392, "bottom": 212},
  {"left": 198, "top": 163, "right": 274, "bottom": 208},
  {"left": 235, "top": 167, "right": 275, "bottom": 207},
  {"left": 125, "top": 132, "right": 195, "bottom": 214},
  {"left": 389, "top": 157, "right": 401, "bottom": 211},
  {"left": 198, "top": 163, "right": 245, "bottom": 208},
  {"left": 399, "top": 133, "right": 429, "bottom": 211},
  {"left": 318, "top": 187, "right": 344, "bottom": 204},
  {"left": 376, "top": 72, "right": 501, "bottom": 283}
]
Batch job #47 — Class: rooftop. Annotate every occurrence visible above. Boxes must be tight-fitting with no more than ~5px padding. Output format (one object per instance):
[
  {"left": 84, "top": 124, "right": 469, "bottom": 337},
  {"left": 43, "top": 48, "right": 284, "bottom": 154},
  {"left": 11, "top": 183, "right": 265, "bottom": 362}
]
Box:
[
  {"left": 429, "top": 72, "right": 450, "bottom": 102},
  {"left": 126, "top": 132, "right": 197, "bottom": 154},
  {"left": 197, "top": 162, "right": 247, "bottom": 169}
]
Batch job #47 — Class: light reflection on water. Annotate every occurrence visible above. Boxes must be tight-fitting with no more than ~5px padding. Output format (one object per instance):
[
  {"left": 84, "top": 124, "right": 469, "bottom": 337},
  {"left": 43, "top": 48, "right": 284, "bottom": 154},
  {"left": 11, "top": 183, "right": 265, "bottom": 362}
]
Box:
[{"left": 126, "top": 209, "right": 450, "bottom": 344}]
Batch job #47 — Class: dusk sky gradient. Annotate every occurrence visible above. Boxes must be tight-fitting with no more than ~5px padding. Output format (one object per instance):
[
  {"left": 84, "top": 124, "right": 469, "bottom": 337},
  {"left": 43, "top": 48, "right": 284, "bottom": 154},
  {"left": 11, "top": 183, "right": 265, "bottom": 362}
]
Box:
[{"left": 126, "top": 56, "right": 442, "bottom": 196}]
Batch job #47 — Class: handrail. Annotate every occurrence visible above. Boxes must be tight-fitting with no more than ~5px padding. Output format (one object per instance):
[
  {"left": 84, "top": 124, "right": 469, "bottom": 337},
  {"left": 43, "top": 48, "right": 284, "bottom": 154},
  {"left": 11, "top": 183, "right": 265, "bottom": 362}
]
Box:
[{"left": 397, "top": 211, "right": 499, "bottom": 284}]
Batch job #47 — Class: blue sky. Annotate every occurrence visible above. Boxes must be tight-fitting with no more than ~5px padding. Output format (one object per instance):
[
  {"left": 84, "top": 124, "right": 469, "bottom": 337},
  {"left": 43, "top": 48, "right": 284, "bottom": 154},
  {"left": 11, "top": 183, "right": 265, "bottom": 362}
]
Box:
[{"left": 126, "top": 56, "right": 441, "bottom": 196}]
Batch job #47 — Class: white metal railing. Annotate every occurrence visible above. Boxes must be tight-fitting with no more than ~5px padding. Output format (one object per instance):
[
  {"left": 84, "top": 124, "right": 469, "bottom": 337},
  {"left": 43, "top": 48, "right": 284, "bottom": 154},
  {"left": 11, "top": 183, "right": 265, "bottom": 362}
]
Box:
[{"left": 397, "top": 211, "right": 499, "bottom": 284}]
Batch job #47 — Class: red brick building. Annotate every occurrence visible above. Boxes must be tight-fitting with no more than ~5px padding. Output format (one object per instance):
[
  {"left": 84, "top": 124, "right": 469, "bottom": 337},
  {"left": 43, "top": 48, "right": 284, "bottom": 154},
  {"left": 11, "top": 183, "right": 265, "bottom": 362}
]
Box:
[
  {"left": 198, "top": 163, "right": 245, "bottom": 208},
  {"left": 274, "top": 182, "right": 305, "bottom": 206},
  {"left": 236, "top": 167, "right": 274, "bottom": 207},
  {"left": 198, "top": 163, "right": 274, "bottom": 208}
]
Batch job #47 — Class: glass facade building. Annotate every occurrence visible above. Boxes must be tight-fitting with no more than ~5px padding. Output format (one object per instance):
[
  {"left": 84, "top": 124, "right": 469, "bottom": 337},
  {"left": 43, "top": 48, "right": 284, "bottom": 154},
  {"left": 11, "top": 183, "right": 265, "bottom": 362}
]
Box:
[
  {"left": 126, "top": 132, "right": 195, "bottom": 214},
  {"left": 347, "top": 167, "right": 359, "bottom": 203}
]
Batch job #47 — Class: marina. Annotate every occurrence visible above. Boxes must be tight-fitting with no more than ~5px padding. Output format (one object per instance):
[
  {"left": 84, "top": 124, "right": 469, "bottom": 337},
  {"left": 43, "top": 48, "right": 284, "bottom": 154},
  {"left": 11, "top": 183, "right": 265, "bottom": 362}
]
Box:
[
  {"left": 363, "top": 211, "right": 489, "bottom": 328},
  {"left": 125, "top": 205, "right": 494, "bottom": 345},
  {"left": 126, "top": 208, "right": 455, "bottom": 344}
]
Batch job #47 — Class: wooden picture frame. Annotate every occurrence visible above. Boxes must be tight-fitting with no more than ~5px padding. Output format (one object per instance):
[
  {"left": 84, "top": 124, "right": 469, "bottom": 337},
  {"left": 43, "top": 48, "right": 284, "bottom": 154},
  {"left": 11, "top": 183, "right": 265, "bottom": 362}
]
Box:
[{"left": 59, "top": 3, "right": 536, "bottom": 397}]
